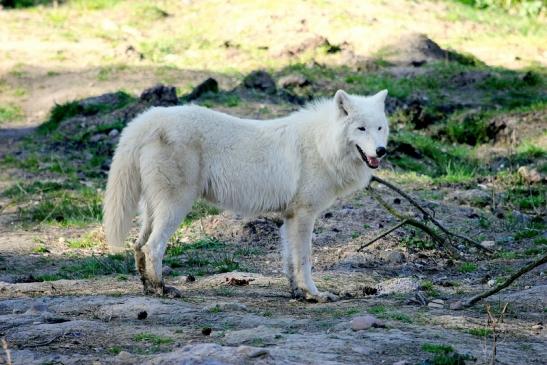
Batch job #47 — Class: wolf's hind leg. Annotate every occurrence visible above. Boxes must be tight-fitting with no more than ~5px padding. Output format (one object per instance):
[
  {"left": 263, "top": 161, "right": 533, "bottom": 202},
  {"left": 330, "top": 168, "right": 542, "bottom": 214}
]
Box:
[
  {"left": 134, "top": 202, "right": 153, "bottom": 278},
  {"left": 141, "top": 190, "right": 195, "bottom": 297},
  {"left": 285, "top": 212, "right": 338, "bottom": 303}
]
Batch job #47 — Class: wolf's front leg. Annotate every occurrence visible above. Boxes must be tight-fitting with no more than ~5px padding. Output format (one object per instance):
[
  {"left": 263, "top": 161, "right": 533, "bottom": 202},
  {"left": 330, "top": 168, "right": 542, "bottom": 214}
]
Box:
[{"left": 283, "top": 213, "right": 338, "bottom": 303}]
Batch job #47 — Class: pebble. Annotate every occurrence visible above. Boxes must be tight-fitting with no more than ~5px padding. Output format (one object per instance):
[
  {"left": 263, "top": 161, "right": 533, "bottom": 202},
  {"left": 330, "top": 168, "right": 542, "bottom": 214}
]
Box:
[
  {"left": 162, "top": 265, "right": 173, "bottom": 276},
  {"left": 487, "top": 279, "right": 496, "bottom": 287},
  {"left": 531, "top": 324, "right": 543, "bottom": 331},
  {"left": 350, "top": 315, "right": 384, "bottom": 331},
  {"left": 393, "top": 361, "right": 408, "bottom": 365},
  {"left": 480, "top": 240, "right": 496, "bottom": 249},
  {"left": 108, "top": 129, "right": 119, "bottom": 138},
  {"left": 450, "top": 301, "right": 464, "bottom": 310},
  {"left": 25, "top": 302, "right": 48, "bottom": 315},
  {"left": 427, "top": 299, "right": 444, "bottom": 309}
]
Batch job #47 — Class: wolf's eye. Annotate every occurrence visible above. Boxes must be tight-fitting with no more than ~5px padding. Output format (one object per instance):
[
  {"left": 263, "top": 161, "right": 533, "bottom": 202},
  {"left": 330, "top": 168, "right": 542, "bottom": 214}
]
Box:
[
  {"left": 378, "top": 127, "right": 382, "bottom": 131},
  {"left": 358, "top": 127, "right": 366, "bottom": 132}
]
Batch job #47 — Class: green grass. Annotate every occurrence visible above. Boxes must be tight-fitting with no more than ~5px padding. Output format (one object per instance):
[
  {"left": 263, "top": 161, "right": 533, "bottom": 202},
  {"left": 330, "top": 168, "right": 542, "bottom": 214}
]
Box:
[
  {"left": 0, "top": 104, "right": 23, "bottom": 124},
  {"left": 38, "top": 91, "right": 134, "bottom": 133},
  {"left": 164, "top": 236, "right": 241, "bottom": 276},
  {"left": 35, "top": 253, "right": 135, "bottom": 281},
  {"left": 422, "top": 343, "right": 454, "bottom": 354},
  {"left": 421, "top": 280, "right": 440, "bottom": 297},
  {"left": 468, "top": 327, "right": 493, "bottom": 337},
  {"left": 181, "top": 199, "right": 221, "bottom": 226},
  {"left": 514, "top": 229, "right": 541, "bottom": 240},
  {"left": 18, "top": 187, "right": 103, "bottom": 225},
  {"left": 133, "top": 333, "right": 174, "bottom": 345},
  {"left": 67, "top": 232, "right": 100, "bottom": 249},
  {"left": 458, "top": 262, "right": 478, "bottom": 273}
]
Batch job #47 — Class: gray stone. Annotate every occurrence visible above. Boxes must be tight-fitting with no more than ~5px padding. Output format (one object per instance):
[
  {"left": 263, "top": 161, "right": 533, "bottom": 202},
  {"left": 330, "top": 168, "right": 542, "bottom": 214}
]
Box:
[
  {"left": 350, "top": 315, "right": 383, "bottom": 331},
  {"left": 108, "top": 129, "right": 119, "bottom": 138},
  {"left": 480, "top": 240, "right": 496, "bottom": 249}
]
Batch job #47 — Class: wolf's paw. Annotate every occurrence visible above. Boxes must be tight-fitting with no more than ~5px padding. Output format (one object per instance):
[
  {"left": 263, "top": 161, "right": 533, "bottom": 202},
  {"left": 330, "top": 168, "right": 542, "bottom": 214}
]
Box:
[
  {"left": 292, "top": 288, "right": 339, "bottom": 303},
  {"left": 305, "top": 291, "right": 339, "bottom": 303},
  {"left": 162, "top": 285, "right": 183, "bottom": 298}
]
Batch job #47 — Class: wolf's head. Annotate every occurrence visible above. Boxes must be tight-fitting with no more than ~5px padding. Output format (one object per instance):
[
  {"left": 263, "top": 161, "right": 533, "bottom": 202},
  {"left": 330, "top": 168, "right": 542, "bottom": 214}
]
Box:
[{"left": 334, "top": 89, "right": 389, "bottom": 169}]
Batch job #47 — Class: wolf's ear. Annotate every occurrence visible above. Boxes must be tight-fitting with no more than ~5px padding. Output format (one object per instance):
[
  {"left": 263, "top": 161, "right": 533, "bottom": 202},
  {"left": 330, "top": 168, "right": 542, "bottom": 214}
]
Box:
[
  {"left": 334, "top": 89, "right": 352, "bottom": 117},
  {"left": 373, "top": 89, "right": 388, "bottom": 105}
]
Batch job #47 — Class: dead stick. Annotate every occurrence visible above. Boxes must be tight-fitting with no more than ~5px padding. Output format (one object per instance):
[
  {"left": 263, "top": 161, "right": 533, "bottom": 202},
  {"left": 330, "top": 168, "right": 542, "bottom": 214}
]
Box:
[
  {"left": 371, "top": 176, "right": 492, "bottom": 254},
  {"left": 462, "top": 254, "right": 547, "bottom": 308},
  {"left": 357, "top": 219, "right": 408, "bottom": 252},
  {"left": 366, "top": 188, "right": 460, "bottom": 257}
]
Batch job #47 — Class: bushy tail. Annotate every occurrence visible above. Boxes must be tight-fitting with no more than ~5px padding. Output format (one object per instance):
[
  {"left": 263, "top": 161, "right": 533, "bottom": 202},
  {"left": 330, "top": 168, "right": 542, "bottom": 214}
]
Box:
[{"left": 103, "top": 141, "right": 141, "bottom": 252}]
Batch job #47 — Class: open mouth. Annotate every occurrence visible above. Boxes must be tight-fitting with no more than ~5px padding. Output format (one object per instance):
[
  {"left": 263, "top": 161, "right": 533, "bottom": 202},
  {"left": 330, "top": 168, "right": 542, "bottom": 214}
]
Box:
[{"left": 356, "top": 145, "right": 380, "bottom": 169}]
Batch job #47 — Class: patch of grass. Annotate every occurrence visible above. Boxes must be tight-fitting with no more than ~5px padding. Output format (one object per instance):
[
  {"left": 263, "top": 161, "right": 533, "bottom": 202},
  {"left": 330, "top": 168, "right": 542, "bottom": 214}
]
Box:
[
  {"left": 133, "top": 333, "right": 174, "bottom": 345},
  {"left": 182, "top": 199, "right": 221, "bottom": 226},
  {"left": 367, "top": 305, "right": 387, "bottom": 315},
  {"left": 67, "top": 231, "right": 102, "bottom": 249},
  {"left": 32, "top": 245, "right": 49, "bottom": 254},
  {"left": 107, "top": 346, "right": 122, "bottom": 355},
  {"left": 534, "top": 237, "right": 547, "bottom": 245},
  {"left": 422, "top": 343, "right": 454, "bottom": 354},
  {"left": 167, "top": 236, "right": 225, "bottom": 256},
  {"left": 514, "top": 228, "right": 540, "bottom": 240},
  {"left": 0, "top": 104, "right": 23, "bottom": 124},
  {"left": 388, "top": 312, "right": 413, "bottom": 323},
  {"left": 421, "top": 280, "right": 440, "bottom": 297},
  {"left": 38, "top": 91, "right": 134, "bottom": 133},
  {"left": 468, "top": 327, "right": 493, "bottom": 337},
  {"left": 200, "top": 92, "right": 241, "bottom": 108},
  {"left": 458, "top": 262, "right": 478, "bottom": 273},
  {"left": 36, "top": 253, "right": 135, "bottom": 281},
  {"left": 18, "top": 187, "right": 102, "bottom": 225}
]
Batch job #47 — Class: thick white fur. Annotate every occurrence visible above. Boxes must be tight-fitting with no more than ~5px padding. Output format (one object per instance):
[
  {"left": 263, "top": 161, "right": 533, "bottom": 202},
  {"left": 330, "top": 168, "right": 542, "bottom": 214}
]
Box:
[{"left": 103, "top": 89, "right": 389, "bottom": 301}]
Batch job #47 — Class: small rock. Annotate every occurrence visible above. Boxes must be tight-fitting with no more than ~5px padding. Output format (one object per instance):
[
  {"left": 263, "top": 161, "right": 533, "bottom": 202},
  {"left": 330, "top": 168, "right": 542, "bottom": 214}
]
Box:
[
  {"left": 518, "top": 166, "right": 542, "bottom": 184},
  {"left": 108, "top": 129, "right": 119, "bottom": 138},
  {"left": 449, "top": 301, "right": 464, "bottom": 310},
  {"left": 480, "top": 240, "right": 496, "bottom": 249},
  {"left": 237, "top": 346, "right": 269, "bottom": 358},
  {"left": 393, "top": 361, "right": 408, "bottom": 365},
  {"left": 90, "top": 133, "right": 106, "bottom": 142},
  {"left": 428, "top": 299, "right": 444, "bottom": 309},
  {"left": 512, "top": 210, "right": 531, "bottom": 224},
  {"left": 162, "top": 265, "right": 173, "bottom": 276},
  {"left": 201, "top": 327, "right": 212, "bottom": 336},
  {"left": 278, "top": 74, "right": 310, "bottom": 89},
  {"left": 382, "top": 250, "right": 405, "bottom": 264},
  {"left": 531, "top": 323, "right": 543, "bottom": 331},
  {"left": 137, "top": 311, "right": 147, "bottom": 320},
  {"left": 185, "top": 274, "right": 196, "bottom": 282},
  {"left": 25, "top": 302, "right": 48, "bottom": 315},
  {"left": 242, "top": 70, "right": 276, "bottom": 94},
  {"left": 140, "top": 84, "right": 178, "bottom": 106},
  {"left": 350, "top": 315, "right": 384, "bottom": 331},
  {"left": 185, "top": 77, "right": 219, "bottom": 101},
  {"left": 487, "top": 279, "right": 496, "bottom": 287}
]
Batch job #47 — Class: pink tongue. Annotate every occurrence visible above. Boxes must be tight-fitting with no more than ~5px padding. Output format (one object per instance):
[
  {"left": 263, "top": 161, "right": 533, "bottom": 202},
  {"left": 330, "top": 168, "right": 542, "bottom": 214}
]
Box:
[{"left": 368, "top": 156, "right": 380, "bottom": 167}]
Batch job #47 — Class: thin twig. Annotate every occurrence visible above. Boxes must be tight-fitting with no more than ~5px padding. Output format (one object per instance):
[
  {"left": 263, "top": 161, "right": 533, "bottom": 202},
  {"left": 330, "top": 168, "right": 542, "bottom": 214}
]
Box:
[
  {"left": 357, "top": 219, "right": 408, "bottom": 252},
  {"left": 370, "top": 176, "right": 492, "bottom": 254},
  {"left": 366, "top": 187, "right": 460, "bottom": 257},
  {"left": 462, "top": 254, "right": 547, "bottom": 308}
]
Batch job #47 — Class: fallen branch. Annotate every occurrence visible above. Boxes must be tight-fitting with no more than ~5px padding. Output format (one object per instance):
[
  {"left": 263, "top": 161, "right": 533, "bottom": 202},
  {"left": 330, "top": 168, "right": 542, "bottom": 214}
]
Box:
[
  {"left": 362, "top": 186, "right": 460, "bottom": 257},
  {"left": 359, "top": 176, "right": 492, "bottom": 254},
  {"left": 460, "top": 253, "right": 547, "bottom": 308}
]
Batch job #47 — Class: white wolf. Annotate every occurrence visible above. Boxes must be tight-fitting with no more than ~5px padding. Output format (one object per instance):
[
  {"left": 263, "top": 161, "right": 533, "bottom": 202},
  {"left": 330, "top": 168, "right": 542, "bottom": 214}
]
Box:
[{"left": 103, "top": 89, "right": 389, "bottom": 302}]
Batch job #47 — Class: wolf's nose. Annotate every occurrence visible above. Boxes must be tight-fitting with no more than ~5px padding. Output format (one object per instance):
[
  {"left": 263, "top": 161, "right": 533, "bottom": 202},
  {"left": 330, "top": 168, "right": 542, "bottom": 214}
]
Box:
[{"left": 376, "top": 147, "right": 386, "bottom": 157}]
